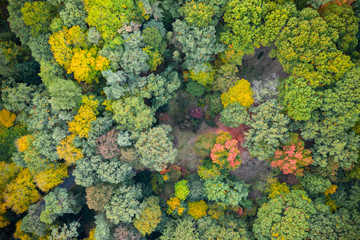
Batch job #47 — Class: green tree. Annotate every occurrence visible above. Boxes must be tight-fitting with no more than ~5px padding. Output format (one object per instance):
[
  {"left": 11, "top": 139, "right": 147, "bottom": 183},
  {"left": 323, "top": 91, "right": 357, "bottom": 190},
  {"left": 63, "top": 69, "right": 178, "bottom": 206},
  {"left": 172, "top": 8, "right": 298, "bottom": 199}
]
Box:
[
  {"left": 160, "top": 216, "right": 199, "bottom": 240},
  {"left": 48, "top": 78, "right": 82, "bottom": 111},
  {"left": 174, "top": 180, "right": 190, "bottom": 201},
  {"left": 322, "top": 3, "right": 359, "bottom": 54},
  {"left": 135, "top": 125, "right": 177, "bottom": 171},
  {"left": 20, "top": 1, "right": 55, "bottom": 37},
  {"left": 244, "top": 99, "right": 290, "bottom": 160},
  {"left": 40, "top": 187, "right": 81, "bottom": 224},
  {"left": 253, "top": 190, "right": 319, "bottom": 240},
  {"left": 104, "top": 184, "right": 144, "bottom": 224},
  {"left": 179, "top": 1, "right": 215, "bottom": 28},
  {"left": 203, "top": 175, "right": 250, "bottom": 207},
  {"left": 133, "top": 196, "right": 162, "bottom": 236},
  {"left": 220, "top": 103, "right": 249, "bottom": 128},
  {"left": 274, "top": 8, "right": 354, "bottom": 88},
  {"left": 112, "top": 96, "right": 155, "bottom": 133},
  {"left": 49, "top": 221, "right": 80, "bottom": 240},
  {"left": 94, "top": 213, "right": 112, "bottom": 240},
  {"left": 279, "top": 76, "right": 322, "bottom": 121}
]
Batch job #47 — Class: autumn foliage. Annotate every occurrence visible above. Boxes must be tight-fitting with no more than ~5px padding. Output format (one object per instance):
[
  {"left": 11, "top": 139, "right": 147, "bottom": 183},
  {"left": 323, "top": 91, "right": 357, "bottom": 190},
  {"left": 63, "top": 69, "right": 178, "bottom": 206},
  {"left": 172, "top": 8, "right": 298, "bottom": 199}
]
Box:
[
  {"left": 187, "top": 200, "right": 208, "bottom": 220},
  {"left": 0, "top": 109, "right": 16, "bottom": 128},
  {"left": 57, "top": 134, "right": 84, "bottom": 165},
  {"left": 271, "top": 139, "right": 313, "bottom": 176},
  {"left": 68, "top": 95, "right": 99, "bottom": 138},
  {"left": 210, "top": 131, "right": 241, "bottom": 170},
  {"left": 221, "top": 79, "right": 254, "bottom": 108}
]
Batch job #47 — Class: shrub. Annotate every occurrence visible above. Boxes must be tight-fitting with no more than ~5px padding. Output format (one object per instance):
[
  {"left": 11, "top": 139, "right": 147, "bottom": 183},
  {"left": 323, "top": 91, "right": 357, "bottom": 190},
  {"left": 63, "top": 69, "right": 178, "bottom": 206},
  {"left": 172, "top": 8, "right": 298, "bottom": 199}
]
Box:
[{"left": 194, "top": 132, "right": 217, "bottom": 158}]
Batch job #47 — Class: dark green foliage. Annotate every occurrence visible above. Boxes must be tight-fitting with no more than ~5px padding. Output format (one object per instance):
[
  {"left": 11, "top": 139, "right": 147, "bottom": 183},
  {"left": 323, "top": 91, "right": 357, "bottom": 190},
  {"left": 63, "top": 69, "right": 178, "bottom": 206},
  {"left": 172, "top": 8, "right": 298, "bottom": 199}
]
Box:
[
  {"left": 60, "top": 0, "right": 87, "bottom": 29},
  {"left": 186, "top": 81, "right": 205, "bottom": 97},
  {"left": 50, "top": 221, "right": 80, "bottom": 240},
  {"left": 0, "top": 124, "right": 27, "bottom": 162}
]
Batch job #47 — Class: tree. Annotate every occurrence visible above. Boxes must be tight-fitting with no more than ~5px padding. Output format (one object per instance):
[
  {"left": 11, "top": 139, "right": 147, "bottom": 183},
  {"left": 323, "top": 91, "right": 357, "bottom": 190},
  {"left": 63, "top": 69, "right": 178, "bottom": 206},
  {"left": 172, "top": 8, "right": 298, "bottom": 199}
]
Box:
[
  {"left": 188, "top": 200, "right": 208, "bottom": 220},
  {"left": 244, "top": 99, "right": 290, "bottom": 160},
  {"left": 83, "top": 0, "right": 140, "bottom": 40},
  {"left": 221, "top": 0, "right": 266, "bottom": 56},
  {"left": 220, "top": 103, "right": 249, "bottom": 128},
  {"left": 113, "top": 224, "right": 141, "bottom": 240},
  {"left": 179, "top": 1, "right": 214, "bottom": 28},
  {"left": 94, "top": 213, "right": 112, "bottom": 240},
  {"left": 96, "top": 158, "right": 135, "bottom": 184},
  {"left": 104, "top": 184, "right": 144, "bottom": 224},
  {"left": 174, "top": 180, "right": 190, "bottom": 201},
  {"left": 133, "top": 196, "right": 162, "bottom": 236},
  {"left": 40, "top": 187, "right": 81, "bottom": 225},
  {"left": 135, "top": 125, "right": 177, "bottom": 171},
  {"left": 112, "top": 96, "right": 155, "bottom": 133},
  {"left": 20, "top": 1, "right": 55, "bottom": 37},
  {"left": 3, "top": 168, "right": 40, "bottom": 214},
  {"left": 96, "top": 129, "right": 121, "bottom": 159},
  {"left": 172, "top": 20, "right": 224, "bottom": 70},
  {"left": 253, "top": 190, "right": 318, "bottom": 240},
  {"left": 160, "top": 216, "right": 199, "bottom": 240},
  {"left": 322, "top": 3, "right": 359, "bottom": 54},
  {"left": 210, "top": 131, "right": 242, "bottom": 170},
  {"left": 203, "top": 175, "right": 250, "bottom": 207},
  {"left": 271, "top": 137, "right": 313, "bottom": 176},
  {"left": 300, "top": 172, "right": 331, "bottom": 195},
  {"left": 68, "top": 95, "right": 99, "bottom": 138},
  {"left": 86, "top": 184, "right": 114, "bottom": 212},
  {"left": 279, "top": 76, "right": 322, "bottom": 121},
  {"left": 0, "top": 108, "right": 16, "bottom": 128},
  {"left": 194, "top": 132, "right": 217, "bottom": 158},
  {"left": 221, "top": 79, "right": 254, "bottom": 108},
  {"left": 274, "top": 8, "right": 354, "bottom": 88},
  {"left": 59, "top": 0, "right": 87, "bottom": 29},
  {"left": 57, "top": 134, "right": 84, "bottom": 165},
  {"left": 48, "top": 78, "right": 82, "bottom": 111},
  {"left": 49, "top": 221, "right": 80, "bottom": 240},
  {"left": 34, "top": 163, "right": 68, "bottom": 192},
  {"left": 21, "top": 204, "right": 47, "bottom": 237}
]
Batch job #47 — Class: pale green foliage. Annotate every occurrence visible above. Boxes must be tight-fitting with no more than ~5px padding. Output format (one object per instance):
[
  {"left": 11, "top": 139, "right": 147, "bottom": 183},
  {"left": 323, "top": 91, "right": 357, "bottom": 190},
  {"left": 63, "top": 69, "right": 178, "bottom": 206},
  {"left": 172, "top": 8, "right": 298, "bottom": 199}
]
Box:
[
  {"left": 279, "top": 76, "right": 322, "bottom": 121},
  {"left": 7, "top": 0, "right": 32, "bottom": 44},
  {"left": 1, "top": 81, "right": 37, "bottom": 113},
  {"left": 307, "top": 0, "right": 330, "bottom": 9},
  {"left": 172, "top": 20, "right": 224, "bottom": 70},
  {"left": 244, "top": 99, "right": 290, "bottom": 160},
  {"left": 253, "top": 190, "right": 318, "bottom": 240},
  {"left": 49, "top": 221, "right": 80, "bottom": 240},
  {"left": 60, "top": 0, "right": 87, "bottom": 29},
  {"left": 39, "top": 60, "right": 66, "bottom": 87},
  {"left": 48, "top": 78, "right": 82, "bottom": 111},
  {"left": 220, "top": 103, "right": 249, "bottom": 128},
  {"left": 112, "top": 96, "right": 155, "bottom": 133},
  {"left": 160, "top": 216, "right": 199, "bottom": 240},
  {"left": 104, "top": 184, "right": 144, "bottom": 224},
  {"left": 73, "top": 157, "right": 99, "bottom": 187},
  {"left": 40, "top": 187, "right": 81, "bottom": 224},
  {"left": 135, "top": 125, "right": 177, "bottom": 171},
  {"left": 97, "top": 158, "right": 134, "bottom": 184},
  {"left": 204, "top": 176, "right": 250, "bottom": 207},
  {"left": 251, "top": 78, "right": 280, "bottom": 103},
  {"left": 94, "top": 213, "right": 112, "bottom": 240},
  {"left": 117, "top": 131, "right": 132, "bottom": 147},
  {"left": 87, "top": 27, "right": 101, "bottom": 45},
  {"left": 21, "top": 204, "right": 47, "bottom": 237}
]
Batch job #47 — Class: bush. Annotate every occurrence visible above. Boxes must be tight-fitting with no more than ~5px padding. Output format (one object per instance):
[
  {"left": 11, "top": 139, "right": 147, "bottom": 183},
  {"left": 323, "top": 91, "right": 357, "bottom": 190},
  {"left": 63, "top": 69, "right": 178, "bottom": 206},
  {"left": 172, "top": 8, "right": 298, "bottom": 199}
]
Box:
[{"left": 194, "top": 132, "right": 217, "bottom": 158}]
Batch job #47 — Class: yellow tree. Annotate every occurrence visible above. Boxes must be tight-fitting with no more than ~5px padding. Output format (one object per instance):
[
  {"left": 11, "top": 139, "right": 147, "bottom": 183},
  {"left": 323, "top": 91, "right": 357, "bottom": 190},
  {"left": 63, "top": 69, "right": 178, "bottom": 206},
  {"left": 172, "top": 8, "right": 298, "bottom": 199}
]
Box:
[
  {"left": 68, "top": 95, "right": 99, "bottom": 138},
  {"left": 221, "top": 79, "right": 254, "bottom": 108},
  {"left": 3, "top": 168, "right": 40, "bottom": 214},
  {"left": 0, "top": 109, "right": 16, "bottom": 128},
  {"left": 34, "top": 163, "right": 68, "bottom": 193},
  {"left": 57, "top": 134, "right": 84, "bottom": 165}
]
